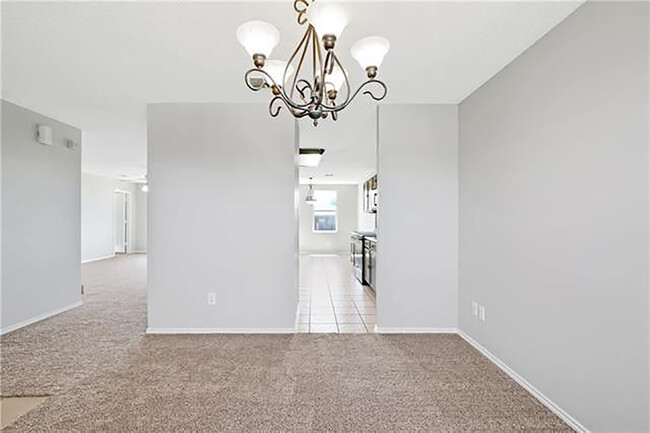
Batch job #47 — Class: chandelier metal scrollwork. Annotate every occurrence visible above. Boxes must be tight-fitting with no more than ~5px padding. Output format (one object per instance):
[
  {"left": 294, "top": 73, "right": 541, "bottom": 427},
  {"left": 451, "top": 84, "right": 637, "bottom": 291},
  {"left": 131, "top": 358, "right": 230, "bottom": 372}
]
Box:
[{"left": 237, "top": 0, "right": 390, "bottom": 126}]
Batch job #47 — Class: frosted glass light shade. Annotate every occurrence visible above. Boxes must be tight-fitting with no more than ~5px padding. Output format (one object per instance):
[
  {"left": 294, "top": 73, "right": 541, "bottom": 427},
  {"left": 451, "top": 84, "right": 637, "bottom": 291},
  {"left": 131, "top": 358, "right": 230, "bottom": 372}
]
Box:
[
  {"left": 264, "top": 60, "right": 294, "bottom": 86},
  {"left": 325, "top": 67, "right": 346, "bottom": 92},
  {"left": 236, "top": 21, "right": 280, "bottom": 57},
  {"left": 306, "top": 2, "right": 349, "bottom": 38},
  {"left": 351, "top": 36, "right": 390, "bottom": 69}
]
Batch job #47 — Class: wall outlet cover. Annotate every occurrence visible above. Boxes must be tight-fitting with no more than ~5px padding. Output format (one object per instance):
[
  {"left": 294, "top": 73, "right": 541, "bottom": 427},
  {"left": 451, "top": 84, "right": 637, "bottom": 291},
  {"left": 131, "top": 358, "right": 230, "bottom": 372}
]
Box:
[
  {"left": 478, "top": 305, "right": 486, "bottom": 322},
  {"left": 36, "top": 124, "right": 53, "bottom": 146},
  {"left": 207, "top": 293, "right": 217, "bottom": 305},
  {"left": 65, "top": 139, "right": 80, "bottom": 151},
  {"left": 472, "top": 301, "right": 478, "bottom": 317}
]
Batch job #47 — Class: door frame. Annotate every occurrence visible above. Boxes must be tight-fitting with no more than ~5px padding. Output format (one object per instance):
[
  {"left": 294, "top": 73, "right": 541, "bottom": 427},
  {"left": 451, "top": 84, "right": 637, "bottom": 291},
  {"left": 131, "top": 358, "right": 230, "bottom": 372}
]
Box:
[{"left": 113, "top": 189, "right": 132, "bottom": 254}]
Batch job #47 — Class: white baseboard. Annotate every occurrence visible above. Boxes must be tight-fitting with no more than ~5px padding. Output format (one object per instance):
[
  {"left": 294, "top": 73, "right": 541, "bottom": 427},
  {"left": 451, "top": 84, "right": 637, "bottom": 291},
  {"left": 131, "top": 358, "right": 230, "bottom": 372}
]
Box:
[
  {"left": 130, "top": 250, "right": 147, "bottom": 254},
  {"left": 0, "top": 300, "right": 83, "bottom": 336},
  {"left": 295, "top": 305, "right": 301, "bottom": 328},
  {"left": 374, "top": 326, "right": 458, "bottom": 334},
  {"left": 301, "top": 252, "right": 348, "bottom": 256},
  {"left": 457, "top": 330, "right": 588, "bottom": 433},
  {"left": 81, "top": 254, "right": 115, "bottom": 264},
  {"left": 146, "top": 327, "right": 297, "bottom": 334}
]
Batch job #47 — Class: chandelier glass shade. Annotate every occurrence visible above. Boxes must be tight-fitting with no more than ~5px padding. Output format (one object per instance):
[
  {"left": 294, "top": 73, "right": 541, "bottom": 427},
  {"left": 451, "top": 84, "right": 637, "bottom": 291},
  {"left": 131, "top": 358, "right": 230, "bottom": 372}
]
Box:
[
  {"left": 264, "top": 60, "right": 294, "bottom": 86},
  {"left": 237, "top": 0, "right": 389, "bottom": 126},
  {"left": 236, "top": 21, "right": 280, "bottom": 57}
]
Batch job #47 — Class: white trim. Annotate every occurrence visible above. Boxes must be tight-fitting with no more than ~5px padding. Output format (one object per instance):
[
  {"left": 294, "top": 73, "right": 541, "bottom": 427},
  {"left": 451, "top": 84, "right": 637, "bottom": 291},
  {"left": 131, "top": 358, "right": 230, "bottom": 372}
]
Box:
[
  {"left": 374, "top": 326, "right": 458, "bottom": 334},
  {"left": 81, "top": 254, "right": 115, "bottom": 264},
  {"left": 146, "top": 327, "right": 297, "bottom": 334},
  {"left": 295, "top": 305, "right": 301, "bottom": 329},
  {"left": 113, "top": 189, "right": 132, "bottom": 254},
  {"left": 130, "top": 250, "right": 147, "bottom": 254},
  {"left": 0, "top": 301, "right": 83, "bottom": 336},
  {"left": 458, "top": 330, "right": 589, "bottom": 433},
  {"left": 300, "top": 252, "right": 348, "bottom": 256}
]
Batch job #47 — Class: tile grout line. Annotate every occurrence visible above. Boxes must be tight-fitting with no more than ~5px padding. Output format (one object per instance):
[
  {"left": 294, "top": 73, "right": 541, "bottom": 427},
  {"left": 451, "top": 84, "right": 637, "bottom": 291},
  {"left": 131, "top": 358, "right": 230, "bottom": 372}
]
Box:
[
  {"left": 353, "top": 300, "right": 368, "bottom": 332},
  {"left": 323, "top": 257, "right": 340, "bottom": 333},
  {"left": 303, "top": 255, "right": 375, "bottom": 334},
  {"left": 354, "top": 285, "right": 376, "bottom": 333},
  {"left": 341, "top": 255, "right": 367, "bottom": 333}
]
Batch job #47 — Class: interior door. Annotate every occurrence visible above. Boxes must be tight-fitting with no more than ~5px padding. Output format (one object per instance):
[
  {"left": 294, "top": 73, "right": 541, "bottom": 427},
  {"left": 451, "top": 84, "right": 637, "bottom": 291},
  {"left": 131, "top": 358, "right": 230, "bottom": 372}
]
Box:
[{"left": 114, "top": 192, "right": 128, "bottom": 254}]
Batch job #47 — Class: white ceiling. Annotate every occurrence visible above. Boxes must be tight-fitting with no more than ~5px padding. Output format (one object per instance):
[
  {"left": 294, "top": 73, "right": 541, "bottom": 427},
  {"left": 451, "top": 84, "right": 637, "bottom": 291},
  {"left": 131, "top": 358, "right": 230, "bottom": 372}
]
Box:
[
  {"left": 298, "top": 101, "right": 377, "bottom": 184},
  {"left": 2, "top": 1, "right": 582, "bottom": 183}
]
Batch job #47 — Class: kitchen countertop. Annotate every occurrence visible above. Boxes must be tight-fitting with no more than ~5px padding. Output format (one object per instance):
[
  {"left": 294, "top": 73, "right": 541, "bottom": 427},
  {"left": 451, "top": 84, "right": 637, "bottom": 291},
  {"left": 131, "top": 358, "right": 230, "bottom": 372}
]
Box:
[{"left": 351, "top": 231, "right": 376, "bottom": 237}]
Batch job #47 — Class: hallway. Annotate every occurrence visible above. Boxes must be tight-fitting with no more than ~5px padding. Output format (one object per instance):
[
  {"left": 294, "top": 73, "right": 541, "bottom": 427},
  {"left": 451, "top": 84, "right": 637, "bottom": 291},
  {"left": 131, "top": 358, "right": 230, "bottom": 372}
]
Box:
[{"left": 298, "top": 254, "right": 376, "bottom": 333}]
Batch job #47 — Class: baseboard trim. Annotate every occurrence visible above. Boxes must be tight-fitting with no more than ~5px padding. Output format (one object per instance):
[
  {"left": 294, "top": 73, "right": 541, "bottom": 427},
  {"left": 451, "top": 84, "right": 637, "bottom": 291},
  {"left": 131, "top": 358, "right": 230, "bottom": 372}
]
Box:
[
  {"left": 457, "top": 330, "right": 588, "bottom": 433},
  {"left": 0, "top": 300, "right": 83, "bottom": 336},
  {"left": 130, "top": 250, "right": 147, "bottom": 254},
  {"left": 374, "top": 326, "right": 458, "bottom": 334},
  {"left": 146, "top": 327, "right": 297, "bottom": 334},
  {"left": 81, "top": 254, "right": 115, "bottom": 264},
  {"left": 295, "top": 305, "right": 301, "bottom": 329},
  {"left": 301, "top": 252, "right": 348, "bottom": 256}
]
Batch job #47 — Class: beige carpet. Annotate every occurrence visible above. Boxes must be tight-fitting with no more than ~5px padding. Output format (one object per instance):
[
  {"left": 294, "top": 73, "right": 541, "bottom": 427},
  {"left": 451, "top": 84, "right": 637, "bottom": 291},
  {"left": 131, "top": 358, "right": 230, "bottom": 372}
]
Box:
[
  {"left": 0, "top": 255, "right": 570, "bottom": 431},
  {"left": 1, "top": 255, "right": 147, "bottom": 397}
]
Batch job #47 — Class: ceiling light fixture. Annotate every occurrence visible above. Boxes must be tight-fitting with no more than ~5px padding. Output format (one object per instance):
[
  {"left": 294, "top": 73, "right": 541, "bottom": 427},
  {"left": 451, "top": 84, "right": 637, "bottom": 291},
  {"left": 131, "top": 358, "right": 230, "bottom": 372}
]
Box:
[
  {"left": 237, "top": 0, "right": 390, "bottom": 126},
  {"left": 299, "top": 148, "right": 325, "bottom": 167}
]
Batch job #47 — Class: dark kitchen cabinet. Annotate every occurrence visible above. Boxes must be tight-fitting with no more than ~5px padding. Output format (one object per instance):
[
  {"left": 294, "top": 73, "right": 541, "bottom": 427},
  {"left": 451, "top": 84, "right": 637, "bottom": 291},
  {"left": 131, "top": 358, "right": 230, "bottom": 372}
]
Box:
[{"left": 363, "top": 174, "right": 378, "bottom": 214}]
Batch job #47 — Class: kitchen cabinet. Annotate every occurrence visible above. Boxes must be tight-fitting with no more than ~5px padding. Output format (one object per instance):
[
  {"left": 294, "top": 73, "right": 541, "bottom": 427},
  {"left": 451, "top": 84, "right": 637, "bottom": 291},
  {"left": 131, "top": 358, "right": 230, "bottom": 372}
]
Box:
[
  {"left": 363, "top": 174, "right": 378, "bottom": 214},
  {"left": 351, "top": 232, "right": 376, "bottom": 287}
]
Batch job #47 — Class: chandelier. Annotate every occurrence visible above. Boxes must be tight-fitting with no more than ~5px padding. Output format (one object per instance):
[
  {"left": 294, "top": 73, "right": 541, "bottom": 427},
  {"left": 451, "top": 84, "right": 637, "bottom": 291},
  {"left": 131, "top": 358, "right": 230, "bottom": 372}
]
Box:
[{"left": 237, "top": 0, "right": 390, "bottom": 126}]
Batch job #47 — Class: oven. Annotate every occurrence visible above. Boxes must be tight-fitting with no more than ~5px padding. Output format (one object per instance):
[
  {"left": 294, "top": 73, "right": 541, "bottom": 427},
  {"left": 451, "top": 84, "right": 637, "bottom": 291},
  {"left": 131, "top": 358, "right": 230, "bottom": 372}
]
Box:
[
  {"left": 365, "top": 237, "right": 376, "bottom": 290},
  {"left": 351, "top": 233, "right": 365, "bottom": 283}
]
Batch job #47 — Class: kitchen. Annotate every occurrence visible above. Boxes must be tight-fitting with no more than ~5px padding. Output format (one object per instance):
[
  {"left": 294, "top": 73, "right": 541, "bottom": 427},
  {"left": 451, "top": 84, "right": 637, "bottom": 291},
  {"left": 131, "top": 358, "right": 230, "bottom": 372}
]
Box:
[
  {"left": 297, "top": 104, "right": 378, "bottom": 333},
  {"left": 351, "top": 174, "right": 378, "bottom": 292}
]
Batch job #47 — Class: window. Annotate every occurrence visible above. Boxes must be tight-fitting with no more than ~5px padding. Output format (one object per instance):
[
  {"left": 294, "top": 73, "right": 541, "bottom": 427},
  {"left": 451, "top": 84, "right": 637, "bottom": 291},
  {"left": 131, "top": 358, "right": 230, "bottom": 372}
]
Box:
[{"left": 312, "top": 190, "right": 337, "bottom": 233}]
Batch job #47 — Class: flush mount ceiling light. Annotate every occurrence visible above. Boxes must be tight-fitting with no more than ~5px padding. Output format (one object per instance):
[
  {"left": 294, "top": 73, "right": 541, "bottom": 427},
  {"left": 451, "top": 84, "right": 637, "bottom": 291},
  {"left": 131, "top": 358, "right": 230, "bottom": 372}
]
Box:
[
  {"left": 237, "top": 0, "right": 390, "bottom": 126},
  {"left": 299, "top": 148, "right": 325, "bottom": 167}
]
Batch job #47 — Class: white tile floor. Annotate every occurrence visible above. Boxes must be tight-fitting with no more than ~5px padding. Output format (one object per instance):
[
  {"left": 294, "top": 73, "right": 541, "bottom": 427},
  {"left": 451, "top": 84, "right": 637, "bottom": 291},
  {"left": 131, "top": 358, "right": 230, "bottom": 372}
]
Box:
[{"left": 297, "top": 254, "right": 376, "bottom": 333}]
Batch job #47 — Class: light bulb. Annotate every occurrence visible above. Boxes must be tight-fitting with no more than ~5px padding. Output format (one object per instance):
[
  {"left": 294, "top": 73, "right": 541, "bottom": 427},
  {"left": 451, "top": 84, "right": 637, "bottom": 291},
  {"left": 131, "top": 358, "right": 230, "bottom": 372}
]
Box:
[
  {"left": 351, "top": 36, "right": 390, "bottom": 70},
  {"left": 236, "top": 21, "right": 280, "bottom": 58},
  {"left": 141, "top": 184, "right": 149, "bottom": 192},
  {"left": 306, "top": 2, "right": 349, "bottom": 39},
  {"left": 263, "top": 60, "right": 295, "bottom": 87}
]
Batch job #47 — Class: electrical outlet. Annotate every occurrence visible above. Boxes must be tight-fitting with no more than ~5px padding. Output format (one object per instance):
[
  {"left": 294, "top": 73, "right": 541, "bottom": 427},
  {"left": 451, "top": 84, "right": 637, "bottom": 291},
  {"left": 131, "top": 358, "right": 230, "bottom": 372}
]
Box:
[
  {"left": 478, "top": 305, "right": 486, "bottom": 322},
  {"left": 207, "top": 293, "right": 217, "bottom": 305},
  {"left": 472, "top": 301, "right": 478, "bottom": 317}
]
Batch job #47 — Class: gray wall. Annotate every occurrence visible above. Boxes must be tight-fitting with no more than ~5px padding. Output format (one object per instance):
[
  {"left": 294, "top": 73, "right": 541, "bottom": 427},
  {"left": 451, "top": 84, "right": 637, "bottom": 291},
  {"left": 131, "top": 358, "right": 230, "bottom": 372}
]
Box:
[
  {"left": 459, "top": 2, "right": 649, "bottom": 431},
  {"left": 147, "top": 103, "right": 298, "bottom": 331},
  {"left": 133, "top": 186, "right": 147, "bottom": 253},
  {"left": 376, "top": 104, "right": 459, "bottom": 330},
  {"left": 81, "top": 172, "right": 138, "bottom": 262},
  {"left": 1, "top": 100, "right": 81, "bottom": 331},
  {"left": 299, "top": 183, "right": 358, "bottom": 253}
]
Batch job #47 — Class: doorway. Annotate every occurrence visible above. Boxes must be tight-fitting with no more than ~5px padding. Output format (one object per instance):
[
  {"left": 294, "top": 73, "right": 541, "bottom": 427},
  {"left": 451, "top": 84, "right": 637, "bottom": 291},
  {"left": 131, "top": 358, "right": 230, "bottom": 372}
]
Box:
[
  {"left": 296, "top": 103, "right": 378, "bottom": 333},
  {"left": 114, "top": 190, "right": 130, "bottom": 254}
]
